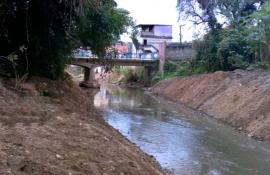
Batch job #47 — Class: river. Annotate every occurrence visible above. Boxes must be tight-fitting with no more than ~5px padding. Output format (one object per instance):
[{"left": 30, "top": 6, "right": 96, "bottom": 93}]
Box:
[{"left": 94, "top": 85, "right": 270, "bottom": 175}]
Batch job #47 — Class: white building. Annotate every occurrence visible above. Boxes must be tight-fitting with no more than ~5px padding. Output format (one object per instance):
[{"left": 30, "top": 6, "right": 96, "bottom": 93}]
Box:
[{"left": 137, "top": 24, "right": 172, "bottom": 55}]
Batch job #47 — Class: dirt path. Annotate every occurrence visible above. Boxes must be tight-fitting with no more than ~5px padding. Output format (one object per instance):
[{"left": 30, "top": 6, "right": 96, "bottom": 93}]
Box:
[
  {"left": 151, "top": 70, "right": 270, "bottom": 142},
  {"left": 0, "top": 77, "right": 165, "bottom": 175}
]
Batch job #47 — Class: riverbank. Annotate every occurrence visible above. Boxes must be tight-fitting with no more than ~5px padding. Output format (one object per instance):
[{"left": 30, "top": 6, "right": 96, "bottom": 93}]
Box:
[
  {"left": 96, "top": 81, "right": 270, "bottom": 175},
  {"left": 99, "top": 71, "right": 145, "bottom": 89},
  {"left": 151, "top": 69, "right": 270, "bottom": 141},
  {"left": 0, "top": 76, "right": 165, "bottom": 175}
]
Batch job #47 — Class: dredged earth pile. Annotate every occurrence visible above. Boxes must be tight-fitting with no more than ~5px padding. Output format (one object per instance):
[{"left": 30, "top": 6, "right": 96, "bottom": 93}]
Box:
[{"left": 151, "top": 70, "right": 270, "bottom": 141}]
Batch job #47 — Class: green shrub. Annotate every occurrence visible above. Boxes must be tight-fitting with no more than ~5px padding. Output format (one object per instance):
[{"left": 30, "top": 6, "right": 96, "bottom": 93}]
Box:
[
  {"left": 152, "top": 60, "right": 207, "bottom": 82},
  {"left": 193, "top": 27, "right": 257, "bottom": 72},
  {"left": 116, "top": 67, "right": 144, "bottom": 83}
]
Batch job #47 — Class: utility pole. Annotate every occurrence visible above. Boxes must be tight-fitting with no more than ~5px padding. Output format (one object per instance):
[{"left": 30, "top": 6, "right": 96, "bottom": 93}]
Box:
[{"left": 179, "top": 24, "right": 185, "bottom": 45}]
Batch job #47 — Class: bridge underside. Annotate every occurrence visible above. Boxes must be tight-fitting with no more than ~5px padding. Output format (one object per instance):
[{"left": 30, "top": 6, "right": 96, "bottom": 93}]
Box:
[{"left": 71, "top": 58, "right": 159, "bottom": 87}]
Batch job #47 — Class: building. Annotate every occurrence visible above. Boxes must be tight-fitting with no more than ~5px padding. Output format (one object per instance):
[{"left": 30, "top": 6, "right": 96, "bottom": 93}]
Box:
[
  {"left": 127, "top": 24, "right": 194, "bottom": 60},
  {"left": 113, "top": 42, "right": 129, "bottom": 55},
  {"left": 135, "top": 24, "right": 173, "bottom": 58},
  {"left": 138, "top": 24, "right": 172, "bottom": 46}
]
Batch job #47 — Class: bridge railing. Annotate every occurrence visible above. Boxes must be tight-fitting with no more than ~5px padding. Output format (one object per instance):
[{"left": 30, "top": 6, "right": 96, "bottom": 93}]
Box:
[
  {"left": 73, "top": 52, "right": 159, "bottom": 61},
  {"left": 118, "top": 53, "right": 158, "bottom": 60}
]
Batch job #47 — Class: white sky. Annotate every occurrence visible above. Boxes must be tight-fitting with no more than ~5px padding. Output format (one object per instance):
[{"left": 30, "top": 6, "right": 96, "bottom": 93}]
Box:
[{"left": 115, "top": 0, "right": 199, "bottom": 42}]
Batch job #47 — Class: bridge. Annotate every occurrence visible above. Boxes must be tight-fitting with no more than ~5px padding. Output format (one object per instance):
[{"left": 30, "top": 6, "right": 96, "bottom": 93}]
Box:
[{"left": 71, "top": 57, "right": 159, "bottom": 87}]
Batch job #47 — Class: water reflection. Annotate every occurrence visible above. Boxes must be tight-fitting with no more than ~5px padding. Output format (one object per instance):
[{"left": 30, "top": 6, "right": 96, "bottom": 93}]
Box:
[
  {"left": 93, "top": 86, "right": 109, "bottom": 108},
  {"left": 94, "top": 85, "right": 270, "bottom": 175}
]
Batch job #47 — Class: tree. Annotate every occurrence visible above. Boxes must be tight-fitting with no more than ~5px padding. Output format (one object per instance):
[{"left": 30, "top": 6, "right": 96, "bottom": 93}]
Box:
[
  {"left": 76, "top": 1, "right": 130, "bottom": 56},
  {"left": 248, "top": 0, "right": 270, "bottom": 61},
  {"left": 177, "top": 0, "right": 265, "bottom": 30},
  {"left": 0, "top": 0, "right": 130, "bottom": 79},
  {"left": 176, "top": 0, "right": 269, "bottom": 72},
  {"left": 0, "top": 0, "right": 82, "bottom": 78}
]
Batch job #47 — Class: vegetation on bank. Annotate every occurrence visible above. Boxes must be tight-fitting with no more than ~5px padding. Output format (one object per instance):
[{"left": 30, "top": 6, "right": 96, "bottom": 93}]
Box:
[
  {"left": 152, "top": 60, "right": 201, "bottom": 82},
  {"left": 113, "top": 66, "right": 144, "bottom": 84},
  {"left": 163, "top": 0, "right": 270, "bottom": 79},
  {"left": 0, "top": 0, "right": 130, "bottom": 80},
  {"left": 153, "top": 59, "right": 270, "bottom": 82}
]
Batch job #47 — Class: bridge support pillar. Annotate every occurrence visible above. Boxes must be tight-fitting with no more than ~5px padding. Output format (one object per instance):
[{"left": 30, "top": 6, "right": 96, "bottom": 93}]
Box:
[
  {"left": 144, "top": 66, "right": 152, "bottom": 87},
  {"left": 80, "top": 67, "right": 100, "bottom": 88}
]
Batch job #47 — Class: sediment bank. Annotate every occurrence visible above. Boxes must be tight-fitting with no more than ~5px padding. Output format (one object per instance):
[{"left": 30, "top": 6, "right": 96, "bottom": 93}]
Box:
[
  {"left": 0, "top": 76, "right": 165, "bottom": 175},
  {"left": 151, "top": 70, "right": 270, "bottom": 141}
]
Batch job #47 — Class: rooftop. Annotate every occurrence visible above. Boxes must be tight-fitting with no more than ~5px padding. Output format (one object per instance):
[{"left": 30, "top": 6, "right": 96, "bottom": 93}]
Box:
[{"left": 137, "top": 24, "right": 172, "bottom": 27}]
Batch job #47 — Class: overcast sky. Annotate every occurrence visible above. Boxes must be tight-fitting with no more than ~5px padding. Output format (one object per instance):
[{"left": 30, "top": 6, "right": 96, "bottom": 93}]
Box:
[{"left": 115, "top": 0, "right": 199, "bottom": 42}]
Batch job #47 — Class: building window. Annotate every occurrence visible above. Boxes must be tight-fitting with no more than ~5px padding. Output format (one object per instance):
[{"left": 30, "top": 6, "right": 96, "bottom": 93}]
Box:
[{"left": 143, "top": 39, "right": 147, "bottom": 46}]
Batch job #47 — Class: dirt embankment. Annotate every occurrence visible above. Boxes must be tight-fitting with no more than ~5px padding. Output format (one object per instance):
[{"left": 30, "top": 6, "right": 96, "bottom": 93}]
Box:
[
  {"left": 0, "top": 76, "right": 165, "bottom": 175},
  {"left": 151, "top": 70, "right": 270, "bottom": 141}
]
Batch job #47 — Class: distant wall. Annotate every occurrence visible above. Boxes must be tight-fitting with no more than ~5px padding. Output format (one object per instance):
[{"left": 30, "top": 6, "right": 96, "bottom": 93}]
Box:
[{"left": 165, "top": 43, "right": 194, "bottom": 60}]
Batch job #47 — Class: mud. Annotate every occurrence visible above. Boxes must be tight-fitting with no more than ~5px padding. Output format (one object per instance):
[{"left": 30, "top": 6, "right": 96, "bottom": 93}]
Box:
[
  {"left": 151, "top": 70, "right": 270, "bottom": 141},
  {"left": 0, "top": 76, "right": 165, "bottom": 175}
]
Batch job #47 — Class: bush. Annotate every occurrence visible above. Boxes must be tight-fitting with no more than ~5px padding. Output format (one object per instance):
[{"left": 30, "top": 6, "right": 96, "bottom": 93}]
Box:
[
  {"left": 193, "top": 27, "right": 257, "bottom": 72},
  {"left": 116, "top": 67, "right": 144, "bottom": 83},
  {"left": 193, "top": 31, "right": 223, "bottom": 72},
  {"left": 152, "top": 60, "right": 208, "bottom": 82}
]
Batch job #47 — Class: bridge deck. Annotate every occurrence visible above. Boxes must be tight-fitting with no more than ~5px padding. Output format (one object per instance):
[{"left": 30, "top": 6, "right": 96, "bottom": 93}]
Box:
[{"left": 71, "top": 58, "right": 159, "bottom": 67}]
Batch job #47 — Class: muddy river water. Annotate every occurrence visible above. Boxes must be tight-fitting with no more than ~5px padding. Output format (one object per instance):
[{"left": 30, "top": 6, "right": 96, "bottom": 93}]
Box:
[{"left": 94, "top": 85, "right": 270, "bottom": 175}]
